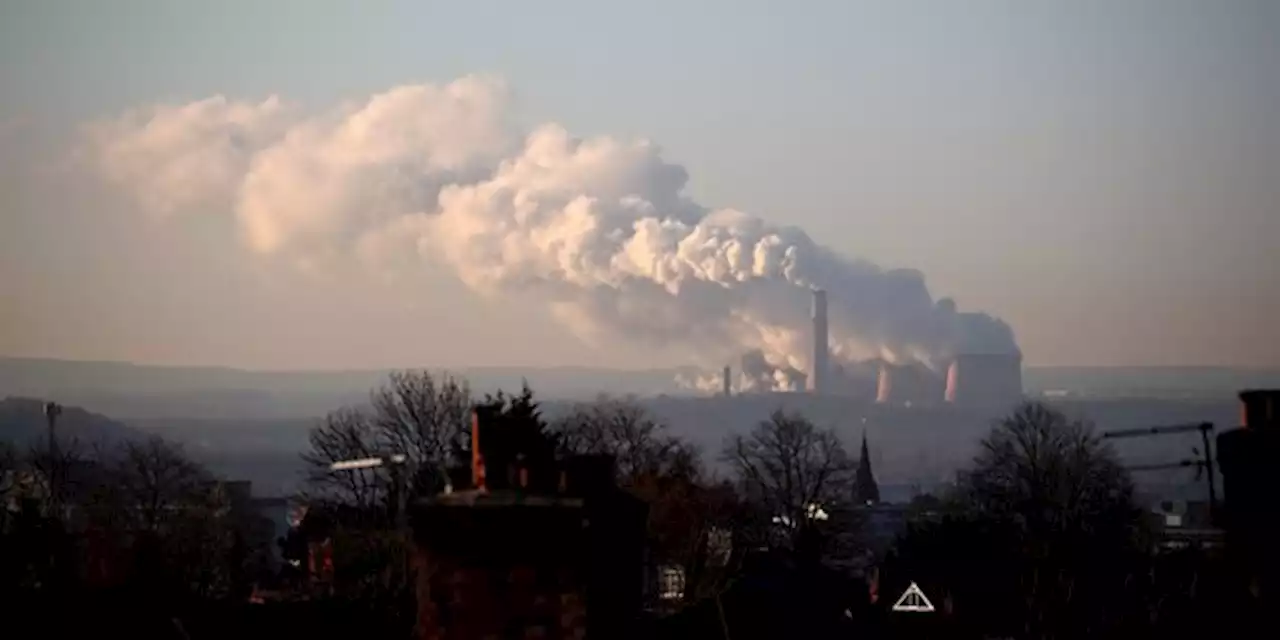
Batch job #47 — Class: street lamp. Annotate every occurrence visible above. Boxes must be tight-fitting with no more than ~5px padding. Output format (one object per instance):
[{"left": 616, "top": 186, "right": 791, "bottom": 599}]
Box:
[
  {"left": 328, "top": 453, "right": 412, "bottom": 530},
  {"left": 328, "top": 454, "right": 407, "bottom": 472},
  {"left": 327, "top": 454, "right": 455, "bottom": 530}
]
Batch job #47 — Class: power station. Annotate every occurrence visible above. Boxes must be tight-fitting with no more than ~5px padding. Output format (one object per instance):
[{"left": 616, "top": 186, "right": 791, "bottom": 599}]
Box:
[{"left": 795, "top": 288, "right": 1023, "bottom": 408}]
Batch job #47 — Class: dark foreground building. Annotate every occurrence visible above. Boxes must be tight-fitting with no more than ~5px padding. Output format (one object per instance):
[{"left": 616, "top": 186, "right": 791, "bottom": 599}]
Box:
[
  {"left": 409, "top": 415, "right": 648, "bottom": 639},
  {"left": 1217, "top": 389, "right": 1280, "bottom": 612}
]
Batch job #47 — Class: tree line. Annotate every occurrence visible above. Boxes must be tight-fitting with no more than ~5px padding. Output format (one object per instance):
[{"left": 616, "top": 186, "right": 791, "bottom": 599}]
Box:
[
  {"left": 0, "top": 431, "right": 275, "bottom": 605},
  {"left": 297, "top": 370, "right": 1184, "bottom": 638},
  {"left": 5, "top": 369, "right": 1236, "bottom": 638}
]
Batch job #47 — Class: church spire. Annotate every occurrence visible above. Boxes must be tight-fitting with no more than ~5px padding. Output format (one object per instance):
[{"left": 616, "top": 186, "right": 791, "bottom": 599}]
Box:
[{"left": 855, "top": 430, "right": 880, "bottom": 506}]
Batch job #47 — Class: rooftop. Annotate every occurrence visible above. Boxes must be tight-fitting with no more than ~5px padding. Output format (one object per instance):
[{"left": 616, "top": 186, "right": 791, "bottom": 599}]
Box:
[{"left": 420, "top": 489, "right": 585, "bottom": 509}]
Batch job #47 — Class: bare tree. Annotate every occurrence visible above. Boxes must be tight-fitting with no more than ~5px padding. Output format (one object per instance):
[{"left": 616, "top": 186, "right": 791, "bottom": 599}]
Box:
[
  {"left": 958, "top": 401, "right": 1141, "bottom": 637},
  {"left": 963, "top": 402, "right": 1136, "bottom": 530},
  {"left": 77, "top": 435, "right": 258, "bottom": 600},
  {"left": 722, "top": 409, "right": 854, "bottom": 547},
  {"left": 25, "top": 435, "right": 88, "bottom": 520},
  {"left": 555, "top": 398, "right": 745, "bottom": 606},
  {"left": 370, "top": 370, "right": 472, "bottom": 472},
  {"left": 301, "top": 407, "right": 386, "bottom": 509},
  {"left": 113, "top": 436, "right": 215, "bottom": 533},
  {"left": 301, "top": 371, "right": 472, "bottom": 508},
  {"left": 0, "top": 442, "right": 18, "bottom": 530},
  {"left": 554, "top": 396, "right": 692, "bottom": 484},
  {"left": 886, "top": 402, "right": 1144, "bottom": 639}
]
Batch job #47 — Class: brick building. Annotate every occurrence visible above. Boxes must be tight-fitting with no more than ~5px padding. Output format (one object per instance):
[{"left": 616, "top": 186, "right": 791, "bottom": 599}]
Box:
[{"left": 409, "top": 413, "right": 648, "bottom": 639}]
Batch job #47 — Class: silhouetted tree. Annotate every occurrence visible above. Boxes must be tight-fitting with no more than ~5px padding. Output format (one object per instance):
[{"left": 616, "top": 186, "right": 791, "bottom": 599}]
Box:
[
  {"left": 723, "top": 409, "right": 855, "bottom": 553},
  {"left": 554, "top": 396, "right": 692, "bottom": 484},
  {"left": 25, "top": 435, "right": 87, "bottom": 519},
  {"left": 94, "top": 436, "right": 262, "bottom": 600},
  {"left": 885, "top": 401, "right": 1145, "bottom": 638},
  {"left": 302, "top": 407, "right": 385, "bottom": 509},
  {"left": 296, "top": 376, "right": 557, "bottom": 634},
  {"left": 113, "top": 436, "right": 214, "bottom": 533},
  {"left": 370, "top": 370, "right": 472, "bottom": 494},
  {"left": 970, "top": 402, "right": 1143, "bottom": 636},
  {"left": 0, "top": 441, "right": 17, "bottom": 527},
  {"left": 553, "top": 398, "right": 745, "bottom": 607},
  {"left": 302, "top": 371, "right": 472, "bottom": 510}
]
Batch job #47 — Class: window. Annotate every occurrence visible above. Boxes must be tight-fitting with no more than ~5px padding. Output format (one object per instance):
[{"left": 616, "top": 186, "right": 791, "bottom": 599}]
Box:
[{"left": 658, "top": 565, "right": 685, "bottom": 601}]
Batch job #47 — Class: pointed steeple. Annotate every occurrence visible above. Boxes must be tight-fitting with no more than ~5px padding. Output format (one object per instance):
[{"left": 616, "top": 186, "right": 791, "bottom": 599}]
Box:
[{"left": 855, "top": 430, "right": 880, "bottom": 506}]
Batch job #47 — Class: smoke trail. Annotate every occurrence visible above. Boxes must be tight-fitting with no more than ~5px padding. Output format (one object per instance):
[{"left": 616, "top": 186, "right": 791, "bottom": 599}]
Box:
[{"left": 87, "top": 76, "right": 1018, "bottom": 389}]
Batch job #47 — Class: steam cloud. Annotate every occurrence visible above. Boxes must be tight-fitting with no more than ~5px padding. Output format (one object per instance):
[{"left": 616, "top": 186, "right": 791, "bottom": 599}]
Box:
[{"left": 88, "top": 76, "right": 1018, "bottom": 391}]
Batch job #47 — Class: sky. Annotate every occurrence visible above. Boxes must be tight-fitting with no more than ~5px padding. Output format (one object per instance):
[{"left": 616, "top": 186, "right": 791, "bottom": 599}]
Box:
[{"left": 1, "top": 0, "right": 1278, "bottom": 371}]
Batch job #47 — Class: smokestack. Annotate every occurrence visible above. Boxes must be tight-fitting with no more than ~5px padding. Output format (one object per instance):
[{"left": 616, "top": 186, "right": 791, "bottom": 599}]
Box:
[
  {"left": 876, "top": 364, "right": 893, "bottom": 404},
  {"left": 809, "top": 289, "right": 829, "bottom": 395},
  {"left": 722, "top": 365, "right": 732, "bottom": 396},
  {"left": 945, "top": 353, "right": 1023, "bottom": 407}
]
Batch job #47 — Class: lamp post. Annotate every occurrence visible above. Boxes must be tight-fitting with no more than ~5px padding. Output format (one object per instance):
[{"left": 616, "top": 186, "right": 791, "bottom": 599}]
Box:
[
  {"left": 327, "top": 454, "right": 455, "bottom": 530},
  {"left": 329, "top": 454, "right": 411, "bottom": 530}
]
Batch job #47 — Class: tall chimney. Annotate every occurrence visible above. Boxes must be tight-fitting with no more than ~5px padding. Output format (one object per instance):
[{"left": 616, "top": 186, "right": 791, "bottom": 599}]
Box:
[
  {"left": 809, "top": 289, "right": 829, "bottom": 395},
  {"left": 722, "top": 365, "right": 732, "bottom": 397}
]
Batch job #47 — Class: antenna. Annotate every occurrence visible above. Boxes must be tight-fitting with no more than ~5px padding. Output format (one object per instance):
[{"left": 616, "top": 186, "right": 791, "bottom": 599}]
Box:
[{"left": 1103, "top": 422, "right": 1217, "bottom": 521}]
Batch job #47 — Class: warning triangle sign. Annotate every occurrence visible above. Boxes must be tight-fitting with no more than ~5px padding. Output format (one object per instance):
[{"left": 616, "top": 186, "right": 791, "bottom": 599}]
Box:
[{"left": 891, "top": 581, "right": 936, "bottom": 613}]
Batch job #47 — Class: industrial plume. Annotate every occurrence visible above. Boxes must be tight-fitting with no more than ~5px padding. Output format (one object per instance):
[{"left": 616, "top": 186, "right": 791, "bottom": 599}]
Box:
[{"left": 88, "top": 76, "right": 1018, "bottom": 390}]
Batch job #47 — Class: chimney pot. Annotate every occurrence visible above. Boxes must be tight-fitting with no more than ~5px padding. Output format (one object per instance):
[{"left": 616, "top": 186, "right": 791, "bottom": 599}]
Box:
[
  {"left": 471, "top": 409, "right": 486, "bottom": 490},
  {"left": 1240, "top": 390, "right": 1280, "bottom": 429}
]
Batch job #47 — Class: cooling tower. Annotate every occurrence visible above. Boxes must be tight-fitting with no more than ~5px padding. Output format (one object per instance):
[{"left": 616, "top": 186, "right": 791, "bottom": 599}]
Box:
[
  {"left": 808, "top": 289, "right": 829, "bottom": 395},
  {"left": 876, "top": 363, "right": 894, "bottom": 403},
  {"left": 945, "top": 353, "right": 1024, "bottom": 408},
  {"left": 876, "top": 362, "right": 945, "bottom": 406}
]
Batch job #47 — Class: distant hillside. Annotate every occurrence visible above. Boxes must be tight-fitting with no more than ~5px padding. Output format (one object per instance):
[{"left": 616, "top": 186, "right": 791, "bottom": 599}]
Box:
[
  {"left": 1023, "top": 366, "right": 1280, "bottom": 398},
  {"left": 0, "top": 397, "right": 144, "bottom": 448},
  {"left": 0, "top": 357, "right": 687, "bottom": 418},
  {"left": 3, "top": 356, "right": 1276, "bottom": 420}
]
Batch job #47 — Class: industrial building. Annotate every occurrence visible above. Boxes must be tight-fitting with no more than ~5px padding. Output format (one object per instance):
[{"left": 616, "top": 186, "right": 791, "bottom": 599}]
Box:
[{"left": 722, "top": 288, "right": 1024, "bottom": 409}]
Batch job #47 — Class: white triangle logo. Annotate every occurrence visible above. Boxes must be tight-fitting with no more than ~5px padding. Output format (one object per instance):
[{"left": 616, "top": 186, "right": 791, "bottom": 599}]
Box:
[{"left": 891, "top": 581, "right": 936, "bottom": 613}]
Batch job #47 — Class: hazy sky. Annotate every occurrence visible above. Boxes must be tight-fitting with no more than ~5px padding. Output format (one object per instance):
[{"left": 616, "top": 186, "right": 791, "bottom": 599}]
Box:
[{"left": 2, "top": 0, "right": 1278, "bottom": 370}]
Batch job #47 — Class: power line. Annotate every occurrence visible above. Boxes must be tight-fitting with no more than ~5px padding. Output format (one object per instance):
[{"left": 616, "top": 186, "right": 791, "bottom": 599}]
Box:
[{"left": 1103, "top": 422, "right": 1217, "bottom": 520}]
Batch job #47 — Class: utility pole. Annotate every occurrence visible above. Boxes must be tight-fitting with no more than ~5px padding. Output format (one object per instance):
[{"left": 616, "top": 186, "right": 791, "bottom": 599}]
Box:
[{"left": 1103, "top": 422, "right": 1217, "bottom": 522}]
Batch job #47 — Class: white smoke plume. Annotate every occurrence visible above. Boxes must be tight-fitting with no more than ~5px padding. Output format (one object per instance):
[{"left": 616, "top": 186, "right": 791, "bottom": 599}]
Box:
[{"left": 87, "top": 76, "right": 1018, "bottom": 390}]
